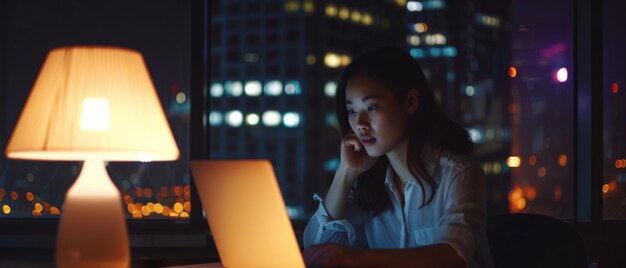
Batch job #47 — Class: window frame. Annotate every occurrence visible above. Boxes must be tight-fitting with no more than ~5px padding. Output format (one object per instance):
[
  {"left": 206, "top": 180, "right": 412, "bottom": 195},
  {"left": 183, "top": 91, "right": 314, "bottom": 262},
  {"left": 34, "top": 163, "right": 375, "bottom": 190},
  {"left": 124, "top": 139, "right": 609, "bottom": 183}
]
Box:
[
  {"left": 0, "top": 0, "right": 208, "bottom": 246},
  {"left": 1, "top": 0, "right": 624, "bottom": 265}
]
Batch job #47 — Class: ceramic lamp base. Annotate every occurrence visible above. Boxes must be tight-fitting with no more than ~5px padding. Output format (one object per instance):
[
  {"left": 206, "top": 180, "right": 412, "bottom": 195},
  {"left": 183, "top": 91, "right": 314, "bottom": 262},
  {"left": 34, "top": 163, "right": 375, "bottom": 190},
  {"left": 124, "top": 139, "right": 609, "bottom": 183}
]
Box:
[{"left": 56, "top": 159, "right": 130, "bottom": 268}]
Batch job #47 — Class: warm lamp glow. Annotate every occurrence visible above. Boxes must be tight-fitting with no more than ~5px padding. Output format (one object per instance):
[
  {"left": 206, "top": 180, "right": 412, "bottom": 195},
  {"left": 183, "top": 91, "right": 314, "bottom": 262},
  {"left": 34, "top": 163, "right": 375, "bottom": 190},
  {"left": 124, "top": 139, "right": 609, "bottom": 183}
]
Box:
[
  {"left": 5, "top": 46, "right": 179, "bottom": 268},
  {"left": 80, "top": 98, "right": 111, "bottom": 131},
  {"left": 6, "top": 46, "right": 179, "bottom": 161}
]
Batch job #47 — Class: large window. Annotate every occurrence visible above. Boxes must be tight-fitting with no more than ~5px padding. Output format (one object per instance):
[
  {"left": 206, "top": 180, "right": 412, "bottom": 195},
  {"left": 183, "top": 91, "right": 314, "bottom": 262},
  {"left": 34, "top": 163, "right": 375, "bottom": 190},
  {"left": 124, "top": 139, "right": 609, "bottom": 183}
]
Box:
[
  {"left": 603, "top": 0, "right": 626, "bottom": 220},
  {"left": 505, "top": 0, "right": 574, "bottom": 218},
  {"left": 0, "top": 1, "right": 191, "bottom": 220},
  {"left": 1, "top": 0, "right": 623, "bottom": 228},
  {"left": 0, "top": 0, "right": 623, "bottom": 266},
  {"left": 208, "top": 0, "right": 576, "bottom": 219}
]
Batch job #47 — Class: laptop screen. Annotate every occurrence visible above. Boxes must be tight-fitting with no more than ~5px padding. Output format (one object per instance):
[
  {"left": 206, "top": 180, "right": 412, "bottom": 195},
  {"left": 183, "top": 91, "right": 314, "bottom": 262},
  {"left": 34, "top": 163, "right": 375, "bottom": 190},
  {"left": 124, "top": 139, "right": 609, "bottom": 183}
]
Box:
[{"left": 190, "top": 160, "right": 305, "bottom": 268}]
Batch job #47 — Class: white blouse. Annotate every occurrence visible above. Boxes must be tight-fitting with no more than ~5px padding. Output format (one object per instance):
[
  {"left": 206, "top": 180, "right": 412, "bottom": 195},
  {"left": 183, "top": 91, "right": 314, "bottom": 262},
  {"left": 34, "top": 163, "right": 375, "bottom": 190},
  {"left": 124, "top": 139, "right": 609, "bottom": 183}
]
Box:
[{"left": 303, "top": 143, "right": 494, "bottom": 268}]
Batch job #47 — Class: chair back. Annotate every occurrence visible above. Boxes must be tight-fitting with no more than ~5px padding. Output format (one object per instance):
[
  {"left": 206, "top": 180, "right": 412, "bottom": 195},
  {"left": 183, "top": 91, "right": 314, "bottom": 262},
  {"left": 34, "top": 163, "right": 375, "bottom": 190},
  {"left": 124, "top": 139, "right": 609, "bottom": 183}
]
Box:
[{"left": 487, "top": 213, "right": 590, "bottom": 268}]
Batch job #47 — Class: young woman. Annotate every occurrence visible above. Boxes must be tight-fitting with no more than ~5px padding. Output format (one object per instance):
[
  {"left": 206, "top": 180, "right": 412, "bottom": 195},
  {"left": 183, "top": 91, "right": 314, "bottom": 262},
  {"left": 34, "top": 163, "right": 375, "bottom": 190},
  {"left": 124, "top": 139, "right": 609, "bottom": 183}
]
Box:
[{"left": 303, "top": 47, "right": 493, "bottom": 268}]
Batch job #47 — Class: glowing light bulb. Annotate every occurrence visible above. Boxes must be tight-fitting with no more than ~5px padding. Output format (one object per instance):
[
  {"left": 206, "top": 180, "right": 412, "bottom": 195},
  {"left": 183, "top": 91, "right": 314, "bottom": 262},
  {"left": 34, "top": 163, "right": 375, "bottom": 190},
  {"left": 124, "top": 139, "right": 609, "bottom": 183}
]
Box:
[
  {"left": 174, "top": 202, "right": 184, "bottom": 213},
  {"left": 80, "top": 98, "right": 110, "bottom": 131},
  {"left": 51, "top": 207, "right": 60, "bottom": 215},
  {"left": 506, "top": 156, "right": 521, "bottom": 168},
  {"left": 154, "top": 203, "right": 164, "bottom": 214},
  {"left": 2, "top": 205, "right": 10, "bottom": 214},
  {"left": 509, "top": 67, "right": 517, "bottom": 78},
  {"left": 556, "top": 67, "right": 568, "bottom": 83}
]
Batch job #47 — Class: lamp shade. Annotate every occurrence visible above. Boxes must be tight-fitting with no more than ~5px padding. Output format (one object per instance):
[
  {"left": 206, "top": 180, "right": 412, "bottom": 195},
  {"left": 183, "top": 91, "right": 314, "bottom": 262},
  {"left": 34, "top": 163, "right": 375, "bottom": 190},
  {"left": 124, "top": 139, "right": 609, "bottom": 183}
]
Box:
[{"left": 6, "top": 46, "right": 179, "bottom": 161}]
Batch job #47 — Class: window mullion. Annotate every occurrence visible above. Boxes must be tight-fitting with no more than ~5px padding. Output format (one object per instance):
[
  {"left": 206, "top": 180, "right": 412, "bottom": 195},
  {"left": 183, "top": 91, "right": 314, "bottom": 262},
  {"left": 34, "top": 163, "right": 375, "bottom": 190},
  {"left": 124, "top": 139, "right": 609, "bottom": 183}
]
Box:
[{"left": 574, "top": 0, "right": 603, "bottom": 223}]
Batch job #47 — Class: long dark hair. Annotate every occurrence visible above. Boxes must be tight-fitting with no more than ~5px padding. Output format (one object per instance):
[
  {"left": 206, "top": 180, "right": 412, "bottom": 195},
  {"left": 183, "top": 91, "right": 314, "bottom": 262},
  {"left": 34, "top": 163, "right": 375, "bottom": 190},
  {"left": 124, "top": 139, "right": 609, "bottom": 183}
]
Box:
[{"left": 334, "top": 47, "right": 473, "bottom": 215}]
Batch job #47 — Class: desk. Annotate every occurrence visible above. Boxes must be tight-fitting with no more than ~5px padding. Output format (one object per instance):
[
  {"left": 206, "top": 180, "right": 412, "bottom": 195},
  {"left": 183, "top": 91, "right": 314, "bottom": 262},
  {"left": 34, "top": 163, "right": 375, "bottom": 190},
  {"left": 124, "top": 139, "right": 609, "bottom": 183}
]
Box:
[{"left": 0, "top": 246, "right": 220, "bottom": 268}]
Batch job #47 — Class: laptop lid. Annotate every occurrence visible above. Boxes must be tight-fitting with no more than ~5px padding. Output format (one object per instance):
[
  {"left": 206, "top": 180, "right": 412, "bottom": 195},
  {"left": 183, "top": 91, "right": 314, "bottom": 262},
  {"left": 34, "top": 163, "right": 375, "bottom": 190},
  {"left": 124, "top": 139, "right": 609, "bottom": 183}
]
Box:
[{"left": 190, "top": 160, "right": 305, "bottom": 268}]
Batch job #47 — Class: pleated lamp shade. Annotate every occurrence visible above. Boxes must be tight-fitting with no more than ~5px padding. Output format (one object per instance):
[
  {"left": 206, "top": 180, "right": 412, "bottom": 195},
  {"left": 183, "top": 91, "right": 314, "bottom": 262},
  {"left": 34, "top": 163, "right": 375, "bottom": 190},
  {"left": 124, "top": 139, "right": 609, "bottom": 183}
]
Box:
[
  {"left": 5, "top": 46, "right": 180, "bottom": 267},
  {"left": 6, "top": 46, "right": 179, "bottom": 161}
]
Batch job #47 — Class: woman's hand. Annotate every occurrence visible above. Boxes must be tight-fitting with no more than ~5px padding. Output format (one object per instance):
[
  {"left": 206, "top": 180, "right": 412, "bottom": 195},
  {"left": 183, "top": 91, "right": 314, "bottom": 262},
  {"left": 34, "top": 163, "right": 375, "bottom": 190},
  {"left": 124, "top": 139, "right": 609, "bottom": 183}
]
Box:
[
  {"left": 303, "top": 243, "right": 365, "bottom": 268},
  {"left": 322, "top": 130, "right": 380, "bottom": 221},
  {"left": 339, "top": 130, "right": 379, "bottom": 178}
]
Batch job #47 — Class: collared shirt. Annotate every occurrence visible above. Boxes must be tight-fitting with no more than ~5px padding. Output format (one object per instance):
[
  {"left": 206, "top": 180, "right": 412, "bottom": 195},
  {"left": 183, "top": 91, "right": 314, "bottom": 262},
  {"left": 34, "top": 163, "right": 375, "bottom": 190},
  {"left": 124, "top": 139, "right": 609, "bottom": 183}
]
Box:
[{"left": 303, "top": 143, "right": 494, "bottom": 268}]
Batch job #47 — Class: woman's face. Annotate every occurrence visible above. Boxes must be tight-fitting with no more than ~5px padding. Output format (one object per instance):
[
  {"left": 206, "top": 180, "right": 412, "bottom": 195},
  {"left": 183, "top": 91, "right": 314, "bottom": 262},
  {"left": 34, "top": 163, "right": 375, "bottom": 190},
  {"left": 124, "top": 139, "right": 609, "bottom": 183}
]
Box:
[{"left": 345, "top": 74, "right": 413, "bottom": 157}]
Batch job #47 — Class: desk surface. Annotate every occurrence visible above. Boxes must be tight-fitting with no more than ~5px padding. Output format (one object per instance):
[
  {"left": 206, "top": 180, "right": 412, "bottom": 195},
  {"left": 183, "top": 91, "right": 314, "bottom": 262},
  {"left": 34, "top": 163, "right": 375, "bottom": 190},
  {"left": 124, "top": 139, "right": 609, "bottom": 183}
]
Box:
[
  {"left": 165, "top": 263, "right": 223, "bottom": 268},
  {"left": 0, "top": 246, "right": 220, "bottom": 268}
]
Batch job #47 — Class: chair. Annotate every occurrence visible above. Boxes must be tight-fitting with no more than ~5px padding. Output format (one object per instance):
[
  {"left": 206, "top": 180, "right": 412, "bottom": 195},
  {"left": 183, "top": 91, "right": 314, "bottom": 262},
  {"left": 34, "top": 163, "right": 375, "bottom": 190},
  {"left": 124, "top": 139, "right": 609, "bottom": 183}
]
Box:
[{"left": 486, "top": 213, "right": 590, "bottom": 268}]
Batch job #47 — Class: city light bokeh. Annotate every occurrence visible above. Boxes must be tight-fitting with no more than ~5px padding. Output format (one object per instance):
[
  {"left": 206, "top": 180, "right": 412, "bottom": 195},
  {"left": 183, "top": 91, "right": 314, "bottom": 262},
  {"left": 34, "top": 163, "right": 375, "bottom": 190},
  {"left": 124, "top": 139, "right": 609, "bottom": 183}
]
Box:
[{"left": 1, "top": 0, "right": 624, "bottom": 221}]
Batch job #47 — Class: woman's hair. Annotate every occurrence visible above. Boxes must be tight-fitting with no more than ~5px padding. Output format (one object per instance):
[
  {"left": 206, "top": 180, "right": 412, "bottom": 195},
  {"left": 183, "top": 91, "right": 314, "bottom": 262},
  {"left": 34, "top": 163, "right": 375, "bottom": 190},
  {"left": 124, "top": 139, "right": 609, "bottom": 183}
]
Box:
[{"left": 334, "top": 47, "right": 473, "bottom": 215}]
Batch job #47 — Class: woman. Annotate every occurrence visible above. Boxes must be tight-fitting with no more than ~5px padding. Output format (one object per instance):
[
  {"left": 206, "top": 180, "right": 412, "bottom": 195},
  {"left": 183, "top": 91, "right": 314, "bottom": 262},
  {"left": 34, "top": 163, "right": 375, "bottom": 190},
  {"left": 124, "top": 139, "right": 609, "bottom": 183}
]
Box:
[{"left": 303, "top": 47, "right": 493, "bottom": 268}]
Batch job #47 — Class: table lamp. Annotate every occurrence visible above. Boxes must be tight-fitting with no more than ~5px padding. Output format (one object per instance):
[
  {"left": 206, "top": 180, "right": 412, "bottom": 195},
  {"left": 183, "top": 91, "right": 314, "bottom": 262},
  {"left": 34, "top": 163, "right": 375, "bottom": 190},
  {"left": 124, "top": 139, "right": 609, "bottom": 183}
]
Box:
[{"left": 5, "top": 46, "right": 180, "bottom": 267}]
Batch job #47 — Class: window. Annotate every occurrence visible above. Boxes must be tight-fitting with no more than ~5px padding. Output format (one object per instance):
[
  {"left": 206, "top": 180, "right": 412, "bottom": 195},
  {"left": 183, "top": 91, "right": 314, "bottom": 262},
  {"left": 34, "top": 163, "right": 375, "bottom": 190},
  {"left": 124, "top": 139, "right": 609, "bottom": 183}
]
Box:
[
  {"left": 212, "top": 23, "right": 222, "bottom": 45},
  {"left": 266, "top": 65, "right": 280, "bottom": 76},
  {"left": 1, "top": 1, "right": 191, "bottom": 221},
  {"left": 227, "top": 35, "right": 240, "bottom": 46},
  {"left": 246, "top": 34, "right": 260, "bottom": 45},
  {"left": 502, "top": 0, "right": 574, "bottom": 218},
  {"left": 226, "top": 4, "right": 240, "bottom": 14},
  {"left": 0, "top": 1, "right": 622, "bottom": 266},
  {"left": 246, "top": 3, "right": 260, "bottom": 13},
  {"left": 245, "top": 66, "right": 260, "bottom": 76},
  {"left": 286, "top": 31, "right": 299, "bottom": 43},
  {"left": 208, "top": 0, "right": 584, "bottom": 220},
  {"left": 267, "top": 18, "right": 280, "bottom": 28},
  {"left": 602, "top": 0, "right": 626, "bottom": 220},
  {"left": 267, "top": 33, "right": 280, "bottom": 44},
  {"left": 227, "top": 50, "right": 240, "bottom": 61},
  {"left": 266, "top": 49, "right": 280, "bottom": 60},
  {"left": 246, "top": 19, "right": 260, "bottom": 29}
]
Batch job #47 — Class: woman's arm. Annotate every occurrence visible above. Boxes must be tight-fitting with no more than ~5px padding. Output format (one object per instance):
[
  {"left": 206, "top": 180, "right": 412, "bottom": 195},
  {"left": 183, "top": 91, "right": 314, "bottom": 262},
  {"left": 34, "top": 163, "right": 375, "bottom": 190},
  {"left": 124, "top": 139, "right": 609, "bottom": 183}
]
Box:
[
  {"left": 303, "top": 130, "right": 378, "bottom": 248},
  {"left": 323, "top": 165, "right": 360, "bottom": 220},
  {"left": 304, "top": 243, "right": 465, "bottom": 268},
  {"left": 325, "top": 129, "right": 379, "bottom": 219}
]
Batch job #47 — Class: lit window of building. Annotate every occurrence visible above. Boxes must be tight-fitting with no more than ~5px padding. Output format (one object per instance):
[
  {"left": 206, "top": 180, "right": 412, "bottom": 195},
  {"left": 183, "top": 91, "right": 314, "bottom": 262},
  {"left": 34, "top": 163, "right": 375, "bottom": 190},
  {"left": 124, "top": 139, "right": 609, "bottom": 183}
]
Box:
[
  {"left": 338, "top": 7, "right": 350, "bottom": 20},
  {"left": 209, "top": 111, "right": 223, "bottom": 126},
  {"left": 324, "top": 82, "right": 337, "bottom": 97},
  {"left": 262, "top": 111, "right": 281, "bottom": 127},
  {"left": 225, "top": 110, "right": 243, "bottom": 127},
  {"left": 243, "top": 52, "right": 259, "bottom": 63},
  {"left": 351, "top": 10, "right": 362, "bottom": 23},
  {"left": 410, "top": 48, "right": 426, "bottom": 59},
  {"left": 283, "top": 112, "right": 300, "bottom": 128},
  {"left": 325, "top": 4, "right": 338, "bottom": 17},
  {"left": 361, "top": 13, "right": 373, "bottom": 26},
  {"left": 422, "top": 0, "right": 445, "bottom": 10},
  {"left": 224, "top": 81, "right": 243, "bottom": 96},
  {"left": 210, "top": 83, "right": 223, "bottom": 97},
  {"left": 284, "top": 0, "right": 300, "bottom": 13},
  {"left": 264, "top": 80, "right": 283, "bottom": 96},
  {"left": 324, "top": 53, "right": 341, "bottom": 68},
  {"left": 413, "top": 22, "right": 428, "bottom": 33},
  {"left": 245, "top": 113, "right": 260, "bottom": 126},
  {"left": 303, "top": 0, "right": 314, "bottom": 13},
  {"left": 285, "top": 81, "right": 301, "bottom": 95},
  {"left": 408, "top": 35, "right": 421, "bottom": 46},
  {"left": 407, "top": 1, "right": 423, "bottom": 12},
  {"left": 244, "top": 81, "right": 262, "bottom": 96}
]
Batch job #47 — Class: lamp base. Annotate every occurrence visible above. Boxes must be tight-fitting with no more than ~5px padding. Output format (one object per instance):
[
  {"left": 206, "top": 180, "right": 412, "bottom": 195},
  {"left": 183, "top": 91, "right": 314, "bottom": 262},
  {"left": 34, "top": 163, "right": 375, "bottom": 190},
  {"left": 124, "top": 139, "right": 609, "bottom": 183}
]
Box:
[{"left": 56, "top": 159, "right": 130, "bottom": 268}]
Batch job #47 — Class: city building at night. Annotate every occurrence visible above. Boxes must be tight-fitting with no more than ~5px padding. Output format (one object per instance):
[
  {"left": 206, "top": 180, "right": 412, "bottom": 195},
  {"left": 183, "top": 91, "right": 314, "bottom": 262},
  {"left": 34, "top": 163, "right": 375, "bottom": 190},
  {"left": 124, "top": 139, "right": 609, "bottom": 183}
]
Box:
[
  {"left": 405, "top": 0, "right": 512, "bottom": 214},
  {"left": 1, "top": 0, "right": 625, "bottom": 267},
  {"left": 209, "top": 0, "right": 407, "bottom": 217}
]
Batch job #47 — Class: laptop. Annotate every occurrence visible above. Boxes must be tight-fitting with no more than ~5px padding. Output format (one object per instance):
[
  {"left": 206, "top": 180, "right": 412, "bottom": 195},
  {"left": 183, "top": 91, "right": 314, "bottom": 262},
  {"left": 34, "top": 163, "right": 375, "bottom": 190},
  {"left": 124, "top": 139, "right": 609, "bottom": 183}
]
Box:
[{"left": 189, "top": 160, "right": 305, "bottom": 268}]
